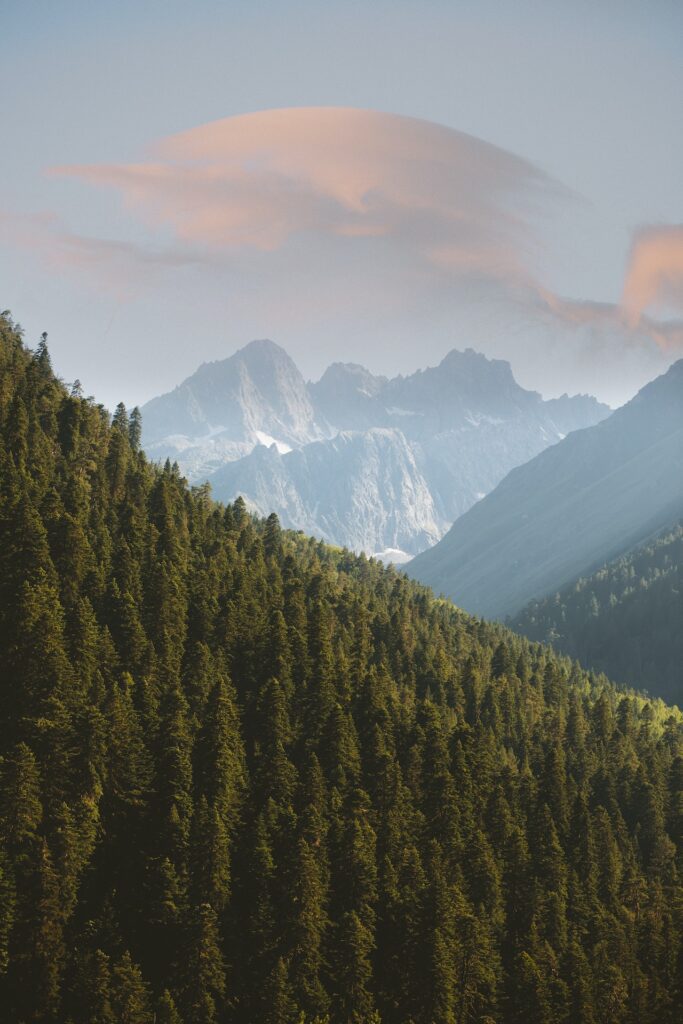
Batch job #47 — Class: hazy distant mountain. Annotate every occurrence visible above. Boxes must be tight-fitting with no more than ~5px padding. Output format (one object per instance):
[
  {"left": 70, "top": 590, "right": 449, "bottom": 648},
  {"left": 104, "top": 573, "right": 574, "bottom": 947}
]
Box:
[
  {"left": 309, "top": 362, "right": 389, "bottom": 430},
  {"left": 143, "top": 341, "right": 609, "bottom": 557},
  {"left": 510, "top": 522, "right": 683, "bottom": 706},
  {"left": 209, "top": 428, "right": 442, "bottom": 555},
  {"left": 408, "top": 359, "right": 683, "bottom": 617},
  {"left": 312, "top": 348, "right": 604, "bottom": 443},
  {"left": 141, "top": 339, "right": 329, "bottom": 475}
]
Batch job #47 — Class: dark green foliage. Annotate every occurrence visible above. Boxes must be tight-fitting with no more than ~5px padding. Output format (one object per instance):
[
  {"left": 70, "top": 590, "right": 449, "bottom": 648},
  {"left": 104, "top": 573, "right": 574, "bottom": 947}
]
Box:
[
  {"left": 511, "top": 524, "right": 683, "bottom": 706},
  {"left": 0, "top": 312, "right": 681, "bottom": 1022}
]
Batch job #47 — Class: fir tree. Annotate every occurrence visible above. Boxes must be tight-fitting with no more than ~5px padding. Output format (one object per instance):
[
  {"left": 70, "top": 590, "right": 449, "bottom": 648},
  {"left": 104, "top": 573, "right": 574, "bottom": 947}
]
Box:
[{"left": 0, "top": 312, "right": 681, "bottom": 1022}]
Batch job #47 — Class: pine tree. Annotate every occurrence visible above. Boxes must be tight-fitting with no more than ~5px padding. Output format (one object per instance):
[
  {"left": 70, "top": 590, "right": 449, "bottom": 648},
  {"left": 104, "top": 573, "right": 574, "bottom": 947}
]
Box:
[
  {"left": 0, "top": 847, "right": 15, "bottom": 976},
  {"left": 261, "top": 956, "right": 297, "bottom": 1024},
  {"left": 73, "top": 948, "right": 117, "bottom": 1024},
  {"left": 182, "top": 903, "right": 226, "bottom": 1024},
  {"left": 190, "top": 796, "right": 231, "bottom": 912},
  {"left": 110, "top": 950, "right": 153, "bottom": 1024},
  {"left": 194, "top": 675, "right": 245, "bottom": 831},
  {"left": 29, "top": 839, "right": 66, "bottom": 1020},
  {"left": 128, "top": 407, "right": 142, "bottom": 452},
  {"left": 154, "top": 683, "right": 194, "bottom": 872},
  {"left": 334, "top": 910, "right": 376, "bottom": 1024},
  {"left": 286, "top": 835, "right": 330, "bottom": 1020},
  {"left": 252, "top": 677, "right": 298, "bottom": 809},
  {"left": 264, "top": 512, "right": 283, "bottom": 561},
  {"left": 0, "top": 313, "right": 681, "bottom": 1022},
  {"left": 156, "top": 989, "right": 183, "bottom": 1024},
  {"left": 509, "top": 950, "right": 553, "bottom": 1024}
]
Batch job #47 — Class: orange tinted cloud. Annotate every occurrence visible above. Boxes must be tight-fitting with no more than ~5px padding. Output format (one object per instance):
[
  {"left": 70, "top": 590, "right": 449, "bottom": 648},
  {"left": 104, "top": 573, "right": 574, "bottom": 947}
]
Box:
[
  {"left": 0, "top": 209, "right": 209, "bottom": 299},
  {"left": 534, "top": 287, "right": 683, "bottom": 351},
  {"left": 19, "top": 107, "right": 683, "bottom": 384},
  {"left": 622, "top": 224, "right": 683, "bottom": 325},
  {"left": 50, "top": 107, "right": 561, "bottom": 280}
]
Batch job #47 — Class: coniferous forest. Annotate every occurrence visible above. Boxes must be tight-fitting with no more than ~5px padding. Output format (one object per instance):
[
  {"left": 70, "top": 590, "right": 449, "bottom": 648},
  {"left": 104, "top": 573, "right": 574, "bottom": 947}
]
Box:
[
  {"left": 511, "top": 525, "right": 683, "bottom": 708},
  {"left": 0, "top": 310, "right": 682, "bottom": 1024}
]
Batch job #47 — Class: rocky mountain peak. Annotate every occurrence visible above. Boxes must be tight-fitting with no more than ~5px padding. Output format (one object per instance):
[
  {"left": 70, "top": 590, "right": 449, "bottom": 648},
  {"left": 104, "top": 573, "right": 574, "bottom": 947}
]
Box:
[
  {"left": 315, "top": 361, "right": 387, "bottom": 394},
  {"left": 141, "top": 336, "right": 611, "bottom": 558},
  {"left": 141, "top": 337, "right": 327, "bottom": 451}
]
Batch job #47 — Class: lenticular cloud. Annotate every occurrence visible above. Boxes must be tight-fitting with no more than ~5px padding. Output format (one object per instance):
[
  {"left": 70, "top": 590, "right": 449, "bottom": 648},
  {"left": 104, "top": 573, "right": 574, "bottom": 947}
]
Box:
[{"left": 51, "top": 107, "right": 563, "bottom": 286}]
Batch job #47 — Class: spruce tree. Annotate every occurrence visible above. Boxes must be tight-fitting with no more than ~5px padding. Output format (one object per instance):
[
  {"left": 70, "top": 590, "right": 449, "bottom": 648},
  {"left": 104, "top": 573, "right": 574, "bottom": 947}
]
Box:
[{"left": 0, "top": 312, "right": 681, "bottom": 1022}]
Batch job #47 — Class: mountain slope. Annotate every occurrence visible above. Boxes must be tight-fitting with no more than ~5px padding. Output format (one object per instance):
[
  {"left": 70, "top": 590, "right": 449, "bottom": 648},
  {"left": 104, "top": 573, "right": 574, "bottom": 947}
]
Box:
[
  {"left": 158, "top": 343, "right": 608, "bottom": 556},
  {"left": 141, "top": 338, "right": 328, "bottom": 472},
  {"left": 1, "top": 312, "right": 680, "bottom": 1023},
  {"left": 511, "top": 522, "right": 683, "bottom": 705},
  {"left": 208, "top": 427, "right": 444, "bottom": 554},
  {"left": 408, "top": 359, "right": 683, "bottom": 619}
]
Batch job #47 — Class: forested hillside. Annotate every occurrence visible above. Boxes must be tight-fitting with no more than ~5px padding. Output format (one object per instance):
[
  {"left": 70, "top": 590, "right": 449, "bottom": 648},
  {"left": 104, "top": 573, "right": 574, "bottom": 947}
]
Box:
[
  {"left": 511, "top": 524, "right": 683, "bottom": 707},
  {"left": 0, "top": 310, "right": 681, "bottom": 1024}
]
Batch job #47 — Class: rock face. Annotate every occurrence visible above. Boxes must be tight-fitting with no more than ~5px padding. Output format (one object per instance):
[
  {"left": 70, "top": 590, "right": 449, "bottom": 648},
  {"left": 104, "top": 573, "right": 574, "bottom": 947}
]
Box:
[
  {"left": 142, "top": 341, "right": 610, "bottom": 557},
  {"left": 309, "top": 350, "right": 610, "bottom": 529},
  {"left": 142, "top": 339, "right": 329, "bottom": 476},
  {"left": 407, "top": 359, "right": 683, "bottom": 618},
  {"left": 209, "top": 428, "right": 442, "bottom": 555}
]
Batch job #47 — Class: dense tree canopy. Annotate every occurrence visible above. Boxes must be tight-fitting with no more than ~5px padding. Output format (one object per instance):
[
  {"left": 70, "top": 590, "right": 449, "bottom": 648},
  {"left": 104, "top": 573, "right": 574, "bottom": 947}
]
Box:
[
  {"left": 0, "top": 312, "right": 681, "bottom": 1022},
  {"left": 511, "top": 524, "right": 683, "bottom": 707}
]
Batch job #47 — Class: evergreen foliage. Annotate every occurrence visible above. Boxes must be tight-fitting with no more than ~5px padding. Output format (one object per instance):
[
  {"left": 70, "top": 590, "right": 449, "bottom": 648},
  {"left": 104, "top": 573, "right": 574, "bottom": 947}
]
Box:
[
  {"left": 0, "top": 312, "right": 681, "bottom": 1022},
  {"left": 511, "top": 525, "right": 683, "bottom": 706}
]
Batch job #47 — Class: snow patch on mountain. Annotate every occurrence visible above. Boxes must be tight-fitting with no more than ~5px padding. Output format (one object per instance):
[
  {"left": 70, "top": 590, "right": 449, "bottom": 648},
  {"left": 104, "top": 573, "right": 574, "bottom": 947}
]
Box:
[
  {"left": 372, "top": 548, "right": 413, "bottom": 565},
  {"left": 254, "top": 431, "right": 292, "bottom": 454},
  {"left": 142, "top": 340, "right": 611, "bottom": 556},
  {"left": 141, "top": 338, "right": 330, "bottom": 471}
]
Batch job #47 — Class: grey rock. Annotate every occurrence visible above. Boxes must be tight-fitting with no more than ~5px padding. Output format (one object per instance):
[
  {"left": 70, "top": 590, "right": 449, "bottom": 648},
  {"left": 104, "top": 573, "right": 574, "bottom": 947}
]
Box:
[{"left": 142, "top": 340, "right": 610, "bottom": 558}]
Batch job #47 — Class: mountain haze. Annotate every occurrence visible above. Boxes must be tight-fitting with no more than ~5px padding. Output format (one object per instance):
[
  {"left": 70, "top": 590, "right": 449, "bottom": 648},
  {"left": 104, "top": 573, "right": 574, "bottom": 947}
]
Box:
[
  {"left": 511, "top": 522, "right": 683, "bottom": 706},
  {"left": 142, "top": 339, "right": 329, "bottom": 474},
  {"left": 408, "top": 359, "right": 683, "bottom": 618},
  {"left": 144, "top": 342, "right": 609, "bottom": 556},
  {"left": 208, "top": 427, "right": 442, "bottom": 554}
]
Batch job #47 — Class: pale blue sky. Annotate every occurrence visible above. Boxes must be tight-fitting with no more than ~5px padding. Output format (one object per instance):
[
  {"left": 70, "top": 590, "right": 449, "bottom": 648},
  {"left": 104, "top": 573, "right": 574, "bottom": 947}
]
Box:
[{"left": 2, "top": 0, "right": 682, "bottom": 407}]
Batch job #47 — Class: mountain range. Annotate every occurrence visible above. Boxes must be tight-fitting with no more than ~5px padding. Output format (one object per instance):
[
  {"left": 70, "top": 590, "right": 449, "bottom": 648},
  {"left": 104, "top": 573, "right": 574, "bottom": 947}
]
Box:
[
  {"left": 142, "top": 340, "right": 609, "bottom": 557},
  {"left": 408, "top": 357, "right": 683, "bottom": 620}
]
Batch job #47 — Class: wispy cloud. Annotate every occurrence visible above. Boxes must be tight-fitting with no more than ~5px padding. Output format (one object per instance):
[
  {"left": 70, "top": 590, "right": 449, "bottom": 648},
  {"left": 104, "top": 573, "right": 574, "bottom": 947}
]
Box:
[
  {"left": 49, "top": 107, "right": 562, "bottom": 287},
  {"left": 622, "top": 224, "right": 683, "bottom": 325},
  {"left": 45, "top": 109, "right": 683, "bottom": 356},
  {"left": 0, "top": 209, "right": 210, "bottom": 298},
  {"left": 4, "top": 108, "right": 681, "bottom": 408},
  {"left": 535, "top": 288, "right": 683, "bottom": 351}
]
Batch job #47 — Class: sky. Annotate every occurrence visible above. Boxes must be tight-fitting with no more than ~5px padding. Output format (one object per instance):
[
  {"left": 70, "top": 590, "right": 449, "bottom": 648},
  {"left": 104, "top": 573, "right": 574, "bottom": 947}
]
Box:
[{"left": 2, "top": 0, "right": 683, "bottom": 409}]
